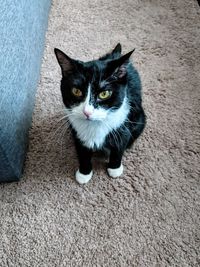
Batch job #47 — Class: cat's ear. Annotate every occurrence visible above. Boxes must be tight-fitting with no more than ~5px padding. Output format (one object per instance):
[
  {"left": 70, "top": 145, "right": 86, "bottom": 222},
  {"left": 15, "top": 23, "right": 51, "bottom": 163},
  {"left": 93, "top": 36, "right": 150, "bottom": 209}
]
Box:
[
  {"left": 54, "top": 48, "right": 76, "bottom": 76},
  {"left": 108, "top": 49, "right": 135, "bottom": 79},
  {"left": 111, "top": 43, "right": 122, "bottom": 56}
]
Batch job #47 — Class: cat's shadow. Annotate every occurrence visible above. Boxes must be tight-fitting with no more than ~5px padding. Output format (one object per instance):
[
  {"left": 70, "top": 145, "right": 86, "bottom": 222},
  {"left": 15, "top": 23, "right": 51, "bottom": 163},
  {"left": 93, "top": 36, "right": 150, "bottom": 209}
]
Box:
[{"left": 24, "top": 114, "right": 108, "bottom": 182}]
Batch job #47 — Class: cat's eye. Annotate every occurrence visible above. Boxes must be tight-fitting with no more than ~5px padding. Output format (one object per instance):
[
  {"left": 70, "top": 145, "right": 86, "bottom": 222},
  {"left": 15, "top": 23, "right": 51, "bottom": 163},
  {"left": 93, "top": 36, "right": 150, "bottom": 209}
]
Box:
[
  {"left": 98, "top": 90, "right": 112, "bottom": 100},
  {"left": 72, "top": 88, "right": 82, "bottom": 97}
]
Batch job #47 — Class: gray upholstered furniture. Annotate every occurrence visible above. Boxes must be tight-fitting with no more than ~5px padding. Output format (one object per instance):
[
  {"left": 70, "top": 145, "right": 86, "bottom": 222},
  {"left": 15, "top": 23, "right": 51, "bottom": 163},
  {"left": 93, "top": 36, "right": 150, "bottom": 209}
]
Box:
[{"left": 0, "top": 0, "right": 51, "bottom": 182}]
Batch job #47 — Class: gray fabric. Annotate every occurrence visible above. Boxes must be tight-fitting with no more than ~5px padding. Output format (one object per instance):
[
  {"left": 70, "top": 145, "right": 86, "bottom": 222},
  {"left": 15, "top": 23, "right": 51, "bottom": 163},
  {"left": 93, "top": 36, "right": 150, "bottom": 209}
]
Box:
[{"left": 0, "top": 0, "right": 51, "bottom": 182}]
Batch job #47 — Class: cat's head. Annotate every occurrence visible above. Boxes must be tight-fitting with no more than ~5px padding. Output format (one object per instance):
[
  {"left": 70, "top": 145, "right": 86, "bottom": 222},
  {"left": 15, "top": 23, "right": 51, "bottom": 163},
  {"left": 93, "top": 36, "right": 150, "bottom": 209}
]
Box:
[{"left": 54, "top": 44, "right": 134, "bottom": 122}]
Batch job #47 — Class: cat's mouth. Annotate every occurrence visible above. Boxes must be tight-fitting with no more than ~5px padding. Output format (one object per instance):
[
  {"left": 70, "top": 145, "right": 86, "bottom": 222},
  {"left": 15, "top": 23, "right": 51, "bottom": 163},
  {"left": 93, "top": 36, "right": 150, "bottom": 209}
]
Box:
[
  {"left": 83, "top": 116, "right": 101, "bottom": 122},
  {"left": 86, "top": 117, "right": 92, "bottom": 121}
]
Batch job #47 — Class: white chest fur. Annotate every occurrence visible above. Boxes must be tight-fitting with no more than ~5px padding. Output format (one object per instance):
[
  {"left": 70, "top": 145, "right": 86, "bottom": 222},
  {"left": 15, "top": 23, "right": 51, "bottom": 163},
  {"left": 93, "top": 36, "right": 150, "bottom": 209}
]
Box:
[{"left": 67, "top": 97, "right": 130, "bottom": 149}]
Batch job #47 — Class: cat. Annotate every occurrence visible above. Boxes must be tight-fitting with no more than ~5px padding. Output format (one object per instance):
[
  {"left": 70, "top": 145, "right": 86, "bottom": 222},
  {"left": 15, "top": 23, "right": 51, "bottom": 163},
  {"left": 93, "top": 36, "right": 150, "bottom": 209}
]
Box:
[{"left": 54, "top": 43, "right": 146, "bottom": 184}]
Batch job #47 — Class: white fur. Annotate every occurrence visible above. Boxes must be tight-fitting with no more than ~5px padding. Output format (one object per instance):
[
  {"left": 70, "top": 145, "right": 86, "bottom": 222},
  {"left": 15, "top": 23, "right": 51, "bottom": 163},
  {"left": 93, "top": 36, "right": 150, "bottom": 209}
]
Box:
[
  {"left": 75, "top": 170, "right": 93, "bottom": 184},
  {"left": 67, "top": 86, "right": 130, "bottom": 149},
  {"left": 107, "top": 164, "right": 123, "bottom": 178},
  {"left": 83, "top": 84, "right": 94, "bottom": 115}
]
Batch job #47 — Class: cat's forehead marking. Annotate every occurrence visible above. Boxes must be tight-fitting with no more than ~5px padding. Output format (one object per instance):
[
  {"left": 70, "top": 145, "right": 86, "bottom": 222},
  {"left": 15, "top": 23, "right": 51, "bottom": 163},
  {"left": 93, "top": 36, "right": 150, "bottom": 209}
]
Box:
[{"left": 86, "top": 84, "right": 91, "bottom": 103}]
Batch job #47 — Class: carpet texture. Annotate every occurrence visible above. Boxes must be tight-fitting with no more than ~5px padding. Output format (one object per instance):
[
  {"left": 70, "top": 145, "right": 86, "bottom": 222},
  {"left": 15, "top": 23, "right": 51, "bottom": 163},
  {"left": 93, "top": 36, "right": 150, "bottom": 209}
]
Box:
[{"left": 0, "top": 0, "right": 199, "bottom": 266}]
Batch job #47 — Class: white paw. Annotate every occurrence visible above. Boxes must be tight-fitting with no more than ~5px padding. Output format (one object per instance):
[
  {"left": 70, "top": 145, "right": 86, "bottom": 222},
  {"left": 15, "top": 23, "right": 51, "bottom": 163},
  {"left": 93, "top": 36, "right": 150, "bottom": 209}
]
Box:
[
  {"left": 107, "top": 164, "right": 123, "bottom": 178},
  {"left": 75, "top": 170, "right": 93, "bottom": 184}
]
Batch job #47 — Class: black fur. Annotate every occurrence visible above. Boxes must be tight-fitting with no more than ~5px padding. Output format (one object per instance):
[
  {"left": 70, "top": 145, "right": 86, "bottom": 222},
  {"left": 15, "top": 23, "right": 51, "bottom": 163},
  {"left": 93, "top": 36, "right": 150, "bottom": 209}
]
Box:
[{"left": 55, "top": 44, "right": 146, "bottom": 175}]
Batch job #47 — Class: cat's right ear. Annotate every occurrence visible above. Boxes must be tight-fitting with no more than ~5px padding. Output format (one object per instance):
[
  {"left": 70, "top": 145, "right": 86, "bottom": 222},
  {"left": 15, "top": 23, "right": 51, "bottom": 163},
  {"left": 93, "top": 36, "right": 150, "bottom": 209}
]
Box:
[{"left": 54, "top": 48, "right": 75, "bottom": 76}]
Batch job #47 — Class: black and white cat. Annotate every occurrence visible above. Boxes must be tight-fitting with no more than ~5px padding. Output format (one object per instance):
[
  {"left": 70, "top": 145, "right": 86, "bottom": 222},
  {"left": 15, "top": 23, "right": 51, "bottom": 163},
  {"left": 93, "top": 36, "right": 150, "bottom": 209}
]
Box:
[{"left": 54, "top": 44, "right": 146, "bottom": 184}]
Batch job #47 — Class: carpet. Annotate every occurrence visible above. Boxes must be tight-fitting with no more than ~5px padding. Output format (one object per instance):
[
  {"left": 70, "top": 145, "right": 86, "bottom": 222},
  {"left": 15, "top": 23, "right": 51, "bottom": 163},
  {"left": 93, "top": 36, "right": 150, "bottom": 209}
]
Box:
[{"left": 0, "top": 0, "right": 199, "bottom": 266}]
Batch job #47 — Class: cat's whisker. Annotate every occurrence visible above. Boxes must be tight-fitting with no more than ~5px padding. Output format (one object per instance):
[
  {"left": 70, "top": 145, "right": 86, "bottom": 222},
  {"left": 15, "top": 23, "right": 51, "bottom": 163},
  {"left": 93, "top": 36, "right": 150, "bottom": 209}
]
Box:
[
  {"left": 122, "top": 124, "right": 133, "bottom": 139},
  {"left": 58, "top": 123, "right": 71, "bottom": 158},
  {"left": 125, "top": 118, "right": 145, "bottom": 125},
  {"left": 54, "top": 126, "right": 71, "bottom": 158},
  {"left": 45, "top": 122, "right": 72, "bottom": 156},
  {"left": 55, "top": 115, "right": 71, "bottom": 124},
  {"left": 128, "top": 106, "right": 137, "bottom": 113},
  {"left": 103, "top": 121, "right": 122, "bottom": 149},
  {"left": 54, "top": 109, "right": 67, "bottom": 114},
  {"left": 44, "top": 119, "right": 71, "bottom": 150}
]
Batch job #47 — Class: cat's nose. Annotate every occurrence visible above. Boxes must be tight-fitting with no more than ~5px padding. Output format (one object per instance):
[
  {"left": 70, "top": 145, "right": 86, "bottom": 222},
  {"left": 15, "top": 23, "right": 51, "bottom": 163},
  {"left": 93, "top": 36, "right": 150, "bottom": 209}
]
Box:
[
  {"left": 83, "top": 110, "right": 92, "bottom": 119},
  {"left": 83, "top": 105, "right": 94, "bottom": 119}
]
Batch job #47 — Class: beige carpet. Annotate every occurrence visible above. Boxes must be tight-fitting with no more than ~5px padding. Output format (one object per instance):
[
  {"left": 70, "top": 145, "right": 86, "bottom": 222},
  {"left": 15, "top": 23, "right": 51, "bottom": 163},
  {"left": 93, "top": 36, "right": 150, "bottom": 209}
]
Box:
[{"left": 0, "top": 0, "right": 200, "bottom": 266}]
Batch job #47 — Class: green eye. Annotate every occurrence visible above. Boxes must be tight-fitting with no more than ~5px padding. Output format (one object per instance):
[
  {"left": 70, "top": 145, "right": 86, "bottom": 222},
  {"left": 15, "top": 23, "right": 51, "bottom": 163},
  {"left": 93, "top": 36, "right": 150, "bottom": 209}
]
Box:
[{"left": 98, "top": 90, "right": 112, "bottom": 100}]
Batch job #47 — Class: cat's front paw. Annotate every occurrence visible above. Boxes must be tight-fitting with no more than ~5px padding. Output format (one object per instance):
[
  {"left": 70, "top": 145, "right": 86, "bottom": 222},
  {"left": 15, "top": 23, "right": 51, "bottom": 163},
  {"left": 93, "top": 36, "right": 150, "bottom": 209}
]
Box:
[
  {"left": 75, "top": 170, "right": 93, "bottom": 184},
  {"left": 107, "top": 164, "right": 123, "bottom": 178}
]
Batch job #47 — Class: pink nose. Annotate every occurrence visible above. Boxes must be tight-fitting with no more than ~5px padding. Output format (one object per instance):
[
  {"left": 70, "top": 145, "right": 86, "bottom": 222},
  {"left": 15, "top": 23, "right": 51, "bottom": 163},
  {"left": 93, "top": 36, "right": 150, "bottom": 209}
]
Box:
[{"left": 83, "top": 110, "right": 92, "bottom": 118}]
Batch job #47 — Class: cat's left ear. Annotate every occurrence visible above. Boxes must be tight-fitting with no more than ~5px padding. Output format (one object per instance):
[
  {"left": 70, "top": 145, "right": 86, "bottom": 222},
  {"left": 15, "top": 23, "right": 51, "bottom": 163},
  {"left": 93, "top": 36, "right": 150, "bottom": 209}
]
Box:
[
  {"left": 111, "top": 43, "right": 122, "bottom": 56},
  {"left": 108, "top": 49, "right": 135, "bottom": 79}
]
